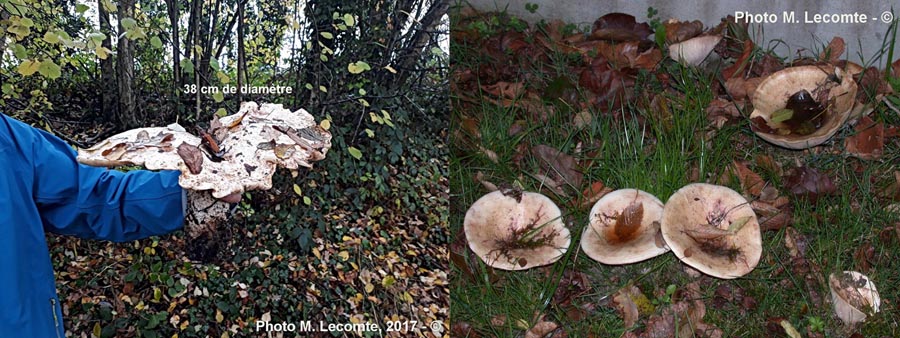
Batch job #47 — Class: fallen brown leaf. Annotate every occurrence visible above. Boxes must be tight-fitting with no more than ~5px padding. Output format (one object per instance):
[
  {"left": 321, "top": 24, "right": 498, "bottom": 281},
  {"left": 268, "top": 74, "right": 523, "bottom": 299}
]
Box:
[
  {"left": 482, "top": 81, "right": 526, "bottom": 99},
  {"left": 532, "top": 144, "right": 584, "bottom": 188},
  {"left": 845, "top": 116, "right": 885, "bottom": 160},
  {"left": 590, "top": 13, "right": 652, "bottom": 42},
  {"left": 820, "top": 37, "right": 845, "bottom": 63},
  {"left": 722, "top": 40, "right": 754, "bottom": 79},
  {"left": 783, "top": 166, "right": 836, "bottom": 203},
  {"left": 611, "top": 285, "right": 642, "bottom": 328},
  {"left": 732, "top": 160, "right": 765, "bottom": 196},
  {"left": 706, "top": 98, "right": 742, "bottom": 128},
  {"left": 724, "top": 76, "right": 763, "bottom": 101},
  {"left": 451, "top": 322, "right": 479, "bottom": 338},
  {"left": 853, "top": 242, "right": 875, "bottom": 272},
  {"left": 664, "top": 19, "right": 703, "bottom": 44},
  {"left": 580, "top": 180, "right": 613, "bottom": 208},
  {"left": 525, "top": 320, "right": 561, "bottom": 338}
]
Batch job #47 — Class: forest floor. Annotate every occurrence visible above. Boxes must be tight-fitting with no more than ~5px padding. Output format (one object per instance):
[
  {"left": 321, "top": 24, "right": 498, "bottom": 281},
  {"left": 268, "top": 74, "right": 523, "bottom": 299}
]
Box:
[
  {"left": 450, "top": 7, "right": 900, "bottom": 338},
  {"left": 22, "top": 102, "right": 451, "bottom": 337}
]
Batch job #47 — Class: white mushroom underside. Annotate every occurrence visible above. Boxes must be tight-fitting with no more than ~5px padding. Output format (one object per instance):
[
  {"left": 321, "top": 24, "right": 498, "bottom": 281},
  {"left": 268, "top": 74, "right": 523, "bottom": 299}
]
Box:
[{"left": 464, "top": 191, "right": 571, "bottom": 270}]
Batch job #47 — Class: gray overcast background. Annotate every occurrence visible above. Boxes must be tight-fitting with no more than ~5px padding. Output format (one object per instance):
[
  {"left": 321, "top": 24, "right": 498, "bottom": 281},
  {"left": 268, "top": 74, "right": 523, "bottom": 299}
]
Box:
[{"left": 462, "top": 0, "right": 899, "bottom": 65}]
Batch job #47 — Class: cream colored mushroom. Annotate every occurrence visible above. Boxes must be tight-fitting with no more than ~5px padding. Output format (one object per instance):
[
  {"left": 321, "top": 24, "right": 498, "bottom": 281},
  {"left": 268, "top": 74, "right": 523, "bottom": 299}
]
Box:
[
  {"left": 668, "top": 35, "right": 722, "bottom": 66},
  {"left": 580, "top": 189, "right": 669, "bottom": 265},
  {"left": 660, "top": 183, "right": 761, "bottom": 279},
  {"left": 749, "top": 65, "right": 857, "bottom": 149},
  {"left": 830, "top": 271, "right": 880, "bottom": 325},
  {"left": 77, "top": 101, "right": 332, "bottom": 199},
  {"left": 464, "top": 189, "right": 571, "bottom": 270}
]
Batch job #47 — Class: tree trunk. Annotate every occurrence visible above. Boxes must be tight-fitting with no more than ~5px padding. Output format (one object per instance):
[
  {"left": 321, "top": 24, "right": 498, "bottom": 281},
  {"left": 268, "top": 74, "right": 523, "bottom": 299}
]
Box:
[
  {"left": 165, "top": 0, "right": 181, "bottom": 88},
  {"left": 237, "top": 0, "right": 246, "bottom": 103},
  {"left": 98, "top": 0, "right": 118, "bottom": 120},
  {"left": 394, "top": 0, "right": 449, "bottom": 86},
  {"left": 116, "top": 0, "right": 138, "bottom": 128}
]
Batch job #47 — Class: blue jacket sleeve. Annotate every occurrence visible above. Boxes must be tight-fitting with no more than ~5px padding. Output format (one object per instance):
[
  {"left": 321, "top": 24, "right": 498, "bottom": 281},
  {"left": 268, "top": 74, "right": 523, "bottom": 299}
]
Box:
[{"left": 20, "top": 118, "right": 186, "bottom": 242}]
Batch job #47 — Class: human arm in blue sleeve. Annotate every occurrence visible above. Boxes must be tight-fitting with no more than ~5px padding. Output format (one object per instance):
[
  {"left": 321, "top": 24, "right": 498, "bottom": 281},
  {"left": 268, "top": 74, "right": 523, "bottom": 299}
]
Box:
[{"left": 14, "top": 116, "right": 186, "bottom": 242}]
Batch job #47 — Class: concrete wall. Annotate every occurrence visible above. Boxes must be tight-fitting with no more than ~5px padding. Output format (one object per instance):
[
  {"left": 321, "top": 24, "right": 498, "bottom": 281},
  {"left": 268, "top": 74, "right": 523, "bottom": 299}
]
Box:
[{"left": 463, "top": 0, "right": 899, "bottom": 65}]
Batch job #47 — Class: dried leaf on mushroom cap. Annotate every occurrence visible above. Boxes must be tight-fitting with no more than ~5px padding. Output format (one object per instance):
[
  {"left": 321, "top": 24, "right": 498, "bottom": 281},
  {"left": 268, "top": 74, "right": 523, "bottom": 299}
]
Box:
[
  {"left": 76, "top": 101, "right": 332, "bottom": 198},
  {"left": 660, "top": 183, "right": 762, "bottom": 279},
  {"left": 464, "top": 190, "right": 571, "bottom": 270},
  {"left": 581, "top": 189, "right": 669, "bottom": 265}
]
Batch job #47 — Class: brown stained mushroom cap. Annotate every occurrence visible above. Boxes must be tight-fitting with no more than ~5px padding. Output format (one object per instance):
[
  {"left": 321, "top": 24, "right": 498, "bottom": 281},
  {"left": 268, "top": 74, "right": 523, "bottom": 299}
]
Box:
[
  {"left": 749, "top": 65, "right": 857, "bottom": 149},
  {"left": 580, "top": 189, "right": 669, "bottom": 265},
  {"left": 77, "top": 101, "right": 332, "bottom": 198},
  {"left": 464, "top": 190, "right": 571, "bottom": 270},
  {"left": 668, "top": 35, "right": 722, "bottom": 66},
  {"left": 660, "top": 183, "right": 761, "bottom": 279},
  {"left": 830, "top": 271, "right": 881, "bottom": 324}
]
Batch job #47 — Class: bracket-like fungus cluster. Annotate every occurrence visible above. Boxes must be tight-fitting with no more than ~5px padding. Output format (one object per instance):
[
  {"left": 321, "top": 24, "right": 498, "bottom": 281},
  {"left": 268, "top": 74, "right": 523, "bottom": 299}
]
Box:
[
  {"left": 78, "top": 101, "right": 332, "bottom": 198},
  {"left": 749, "top": 66, "right": 858, "bottom": 149},
  {"left": 77, "top": 102, "right": 332, "bottom": 259},
  {"left": 581, "top": 189, "right": 669, "bottom": 265},
  {"left": 464, "top": 189, "right": 571, "bottom": 270}
]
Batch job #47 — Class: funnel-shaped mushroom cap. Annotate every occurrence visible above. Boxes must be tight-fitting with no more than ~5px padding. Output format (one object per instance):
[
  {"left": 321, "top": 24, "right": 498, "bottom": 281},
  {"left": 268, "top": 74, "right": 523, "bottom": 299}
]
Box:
[
  {"left": 830, "top": 271, "right": 880, "bottom": 325},
  {"left": 749, "top": 66, "right": 857, "bottom": 149},
  {"left": 668, "top": 35, "right": 722, "bottom": 66},
  {"left": 464, "top": 190, "right": 571, "bottom": 270},
  {"left": 661, "top": 183, "right": 761, "bottom": 279},
  {"left": 581, "top": 189, "right": 669, "bottom": 265}
]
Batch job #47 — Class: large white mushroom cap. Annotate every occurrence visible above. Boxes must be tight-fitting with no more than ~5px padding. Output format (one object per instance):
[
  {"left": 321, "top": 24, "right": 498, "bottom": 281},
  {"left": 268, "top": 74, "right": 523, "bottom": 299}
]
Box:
[
  {"left": 660, "top": 183, "right": 762, "bottom": 279},
  {"left": 581, "top": 189, "right": 669, "bottom": 265},
  {"left": 77, "top": 101, "right": 332, "bottom": 199},
  {"left": 464, "top": 190, "right": 571, "bottom": 270}
]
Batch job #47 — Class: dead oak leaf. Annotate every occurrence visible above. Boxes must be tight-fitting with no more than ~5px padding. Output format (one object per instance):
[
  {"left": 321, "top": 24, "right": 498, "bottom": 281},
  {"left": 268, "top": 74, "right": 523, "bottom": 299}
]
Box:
[
  {"left": 532, "top": 144, "right": 584, "bottom": 188},
  {"left": 611, "top": 285, "right": 642, "bottom": 328}
]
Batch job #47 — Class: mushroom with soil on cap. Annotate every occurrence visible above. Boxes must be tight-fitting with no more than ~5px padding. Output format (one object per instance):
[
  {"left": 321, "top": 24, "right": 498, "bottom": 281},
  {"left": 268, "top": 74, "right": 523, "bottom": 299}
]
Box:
[
  {"left": 668, "top": 35, "right": 722, "bottom": 66},
  {"left": 581, "top": 189, "right": 669, "bottom": 265},
  {"left": 749, "top": 65, "right": 857, "bottom": 149},
  {"left": 830, "top": 271, "right": 880, "bottom": 325},
  {"left": 464, "top": 189, "right": 571, "bottom": 270},
  {"left": 660, "top": 183, "right": 762, "bottom": 279}
]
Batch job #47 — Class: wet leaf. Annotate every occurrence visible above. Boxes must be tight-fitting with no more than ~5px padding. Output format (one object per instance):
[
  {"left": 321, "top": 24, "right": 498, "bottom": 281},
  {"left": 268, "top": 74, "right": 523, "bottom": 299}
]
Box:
[
  {"left": 101, "top": 142, "right": 128, "bottom": 160},
  {"left": 722, "top": 40, "right": 754, "bottom": 79},
  {"left": 608, "top": 202, "right": 643, "bottom": 244},
  {"left": 177, "top": 143, "right": 204, "bottom": 174},
  {"left": 274, "top": 144, "right": 296, "bottom": 159}
]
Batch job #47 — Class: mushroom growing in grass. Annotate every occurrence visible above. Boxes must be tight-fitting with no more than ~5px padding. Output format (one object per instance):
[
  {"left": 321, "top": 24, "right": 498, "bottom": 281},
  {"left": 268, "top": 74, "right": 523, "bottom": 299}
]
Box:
[
  {"left": 660, "top": 183, "right": 761, "bottom": 279},
  {"left": 749, "top": 65, "right": 858, "bottom": 149},
  {"left": 830, "top": 271, "right": 880, "bottom": 325},
  {"left": 580, "top": 189, "right": 669, "bottom": 265},
  {"left": 668, "top": 35, "right": 722, "bottom": 66},
  {"left": 464, "top": 188, "right": 571, "bottom": 270}
]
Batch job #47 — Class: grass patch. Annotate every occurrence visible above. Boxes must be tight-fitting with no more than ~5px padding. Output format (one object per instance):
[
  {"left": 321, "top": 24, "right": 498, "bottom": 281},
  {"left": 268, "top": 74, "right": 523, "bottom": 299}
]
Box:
[{"left": 451, "top": 7, "right": 900, "bottom": 337}]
